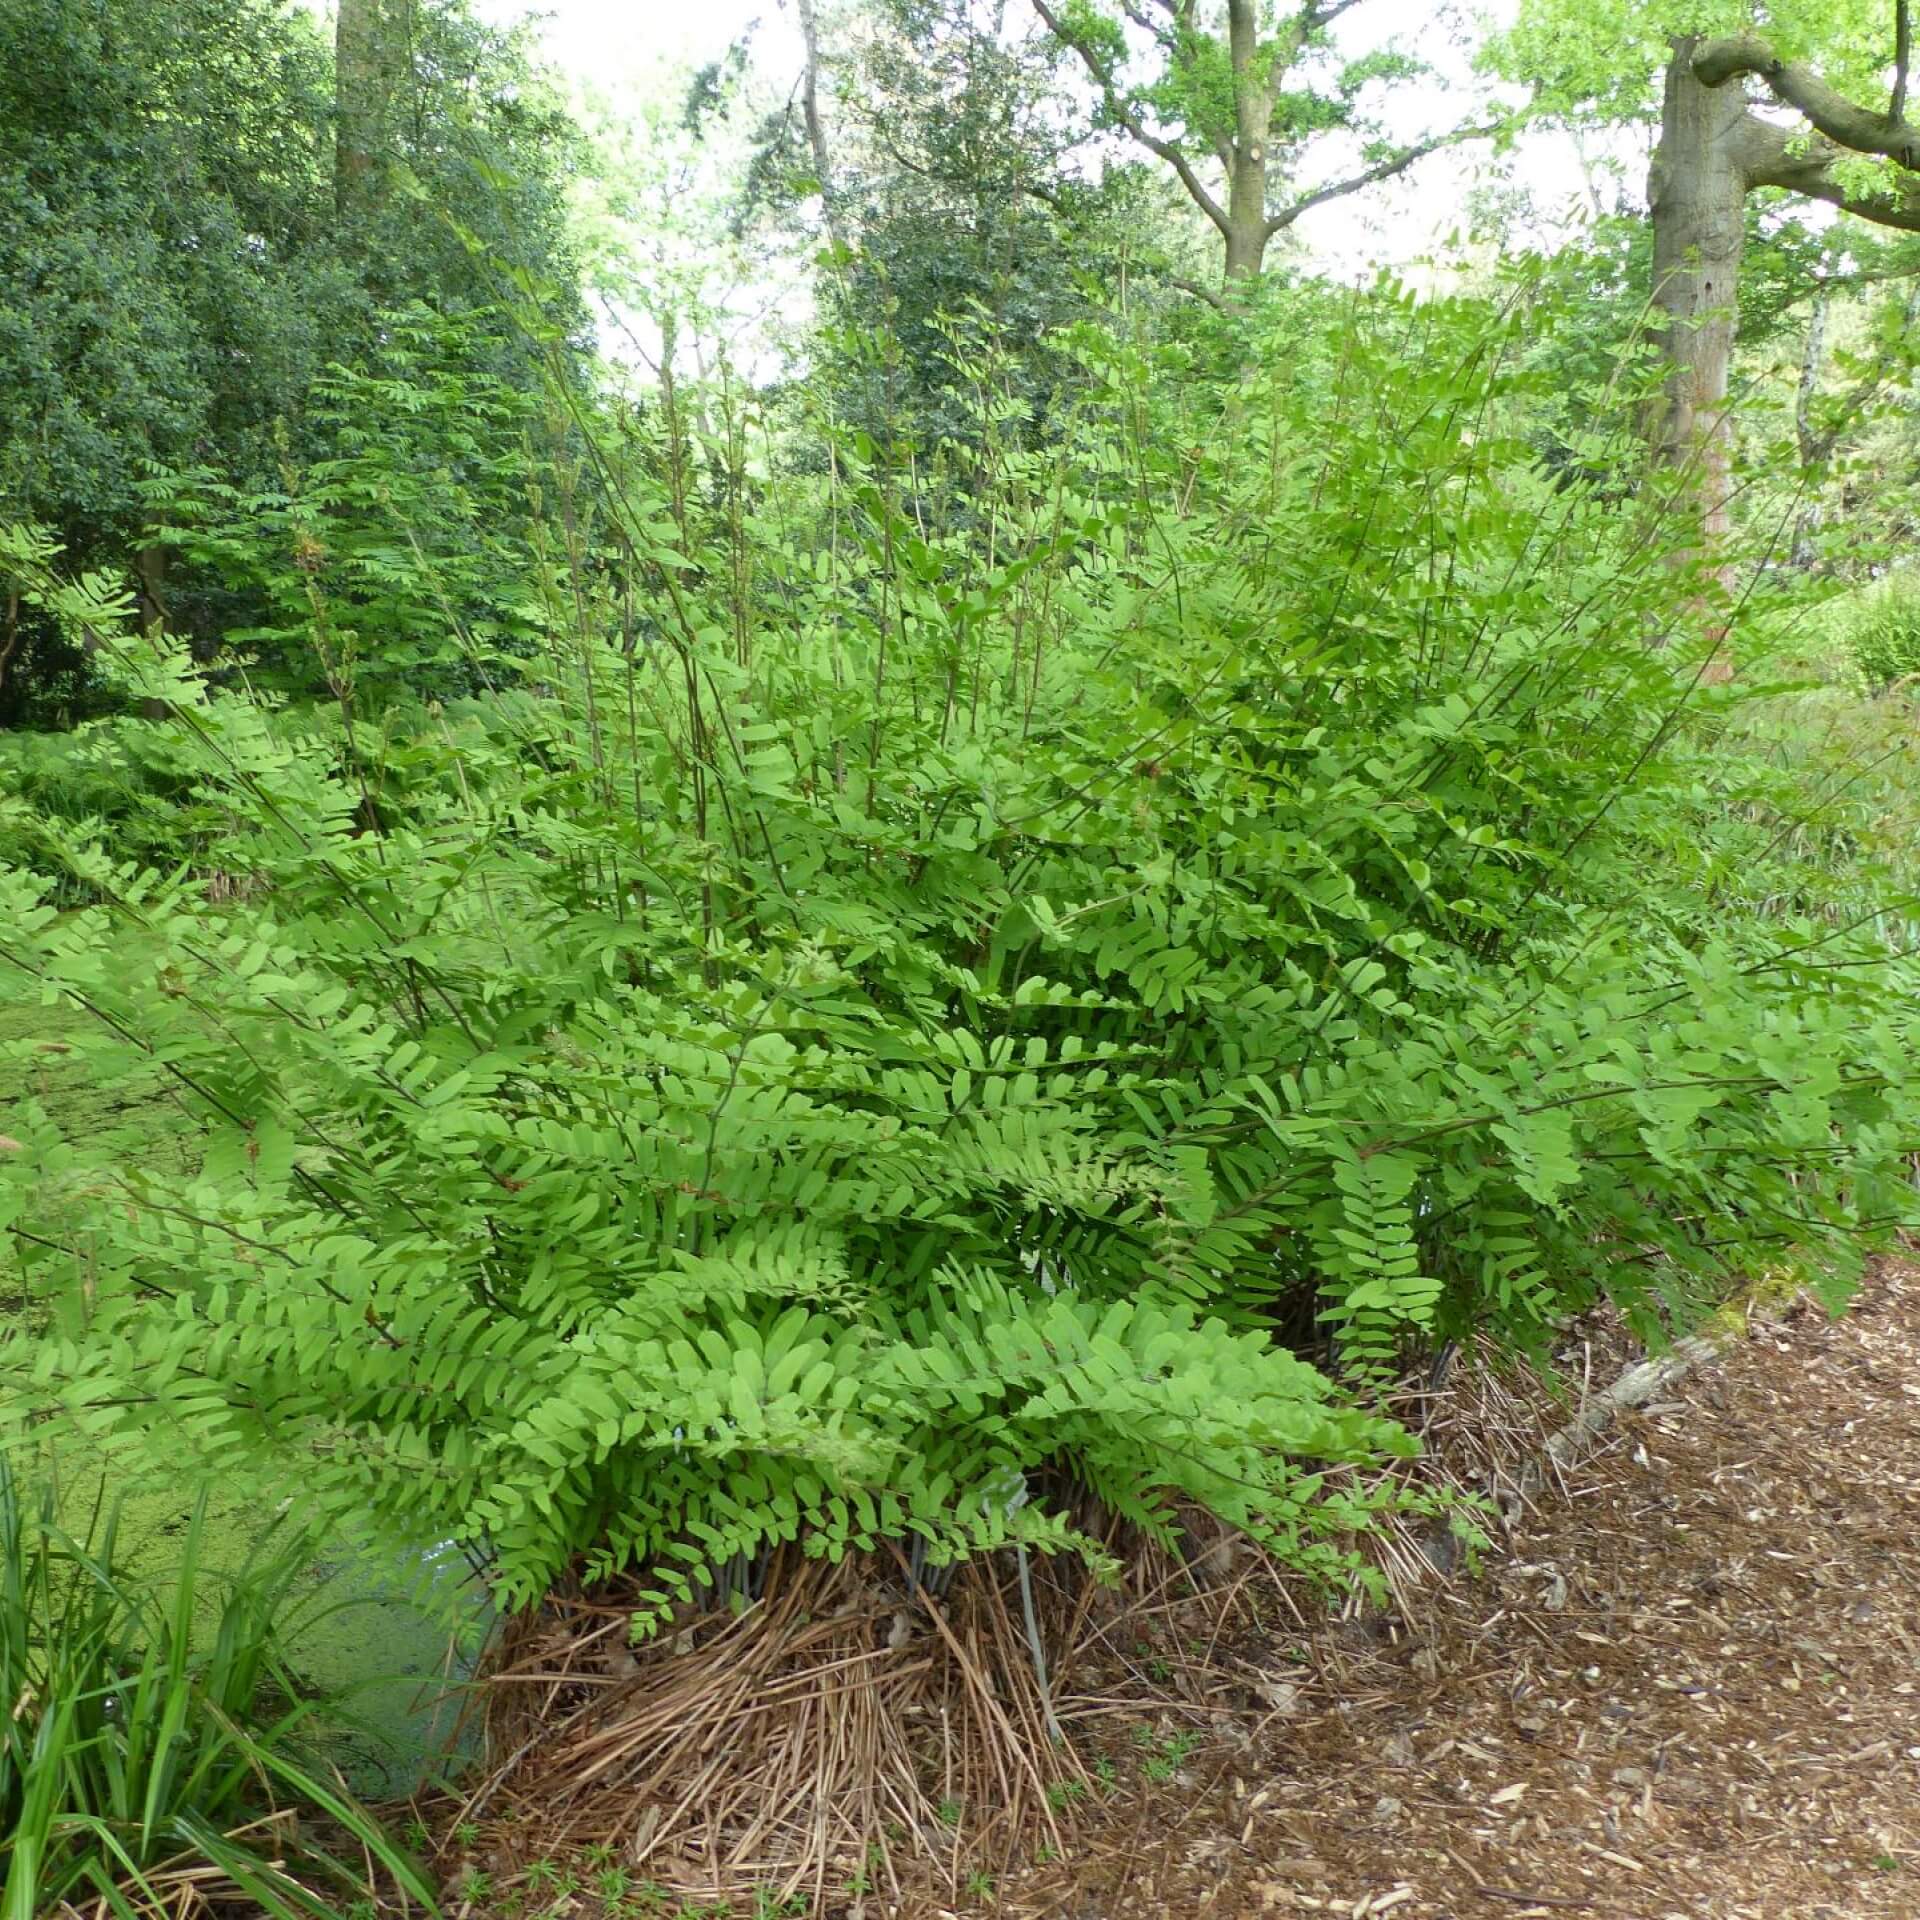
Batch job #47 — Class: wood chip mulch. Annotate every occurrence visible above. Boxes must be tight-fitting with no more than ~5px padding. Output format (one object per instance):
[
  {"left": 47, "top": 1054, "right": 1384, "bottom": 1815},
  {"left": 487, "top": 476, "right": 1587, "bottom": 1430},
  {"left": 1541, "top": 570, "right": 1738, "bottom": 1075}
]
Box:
[{"left": 996, "top": 1261, "right": 1920, "bottom": 1920}]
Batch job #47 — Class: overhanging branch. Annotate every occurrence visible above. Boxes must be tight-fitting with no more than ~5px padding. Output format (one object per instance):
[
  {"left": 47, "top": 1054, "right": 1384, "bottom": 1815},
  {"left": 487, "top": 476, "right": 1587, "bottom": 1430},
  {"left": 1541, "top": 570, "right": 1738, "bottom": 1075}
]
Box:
[
  {"left": 1266, "top": 123, "right": 1499, "bottom": 236},
  {"left": 1694, "top": 33, "right": 1920, "bottom": 168},
  {"left": 1303, "top": 0, "right": 1368, "bottom": 30},
  {"left": 1032, "top": 0, "right": 1231, "bottom": 235},
  {"left": 1737, "top": 113, "right": 1920, "bottom": 233}
]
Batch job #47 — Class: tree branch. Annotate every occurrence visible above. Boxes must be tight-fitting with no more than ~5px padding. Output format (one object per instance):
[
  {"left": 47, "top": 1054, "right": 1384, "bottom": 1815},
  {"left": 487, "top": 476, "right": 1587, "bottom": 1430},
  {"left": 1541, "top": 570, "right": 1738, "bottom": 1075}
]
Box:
[
  {"left": 1166, "top": 273, "right": 1229, "bottom": 310},
  {"left": 1694, "top": 34, "right": 1920, "bottom": 168},
  {"left": 1130, "top": 0, "right": 1231, "bottom": 167},
  {"left": 1302, "top": 0, "right": 1369, "bottom": 34},
  {"left": 1265, "top": 122, "right": 1498, "bottom": 236},
  {"left": 1013, "top": 176, "right": 1075, "bottom": 216},
  {"left": 1261, "top": 0, "right": 1311, "bottom": 111},
  {"left": 1031, "top": 0, "right": 1231, "bottom": 234},
  {"left": 1115, "top": 0, "right": 1170, "bottom": 47},
  {"left": 1808, "top": 257, "right": 1920, "bottom": 293},
  {"left": 1737, "top": 112, "right": 1920, "bottom": 231}
]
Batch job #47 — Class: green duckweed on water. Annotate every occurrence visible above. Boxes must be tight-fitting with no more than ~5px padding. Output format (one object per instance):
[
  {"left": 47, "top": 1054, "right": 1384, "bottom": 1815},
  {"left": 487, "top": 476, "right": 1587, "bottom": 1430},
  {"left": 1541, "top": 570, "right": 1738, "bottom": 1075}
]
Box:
[
  {"left": 24, "top": 1447, "right": 487, "bottom": 1793},
  {"left": 3, "top": 996, "right": 488, "bottom": 1794}
]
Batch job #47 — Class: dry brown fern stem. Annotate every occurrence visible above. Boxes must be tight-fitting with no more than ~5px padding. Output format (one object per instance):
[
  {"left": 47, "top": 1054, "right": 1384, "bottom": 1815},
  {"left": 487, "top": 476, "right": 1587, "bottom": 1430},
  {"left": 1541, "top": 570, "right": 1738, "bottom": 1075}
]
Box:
[{"left": 459, "top": 1545, "right": 1114, "bottom": 1910}]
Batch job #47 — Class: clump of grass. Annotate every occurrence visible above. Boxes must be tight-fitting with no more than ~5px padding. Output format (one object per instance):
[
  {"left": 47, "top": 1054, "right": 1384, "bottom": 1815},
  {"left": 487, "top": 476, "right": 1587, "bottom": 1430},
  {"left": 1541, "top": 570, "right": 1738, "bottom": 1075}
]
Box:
[
  {"left": 0, "top": 1458, "right": 435, "bottom": 1919},
  {"left": 1833, "top": 569, "right": 1920, "bottom": 692}
]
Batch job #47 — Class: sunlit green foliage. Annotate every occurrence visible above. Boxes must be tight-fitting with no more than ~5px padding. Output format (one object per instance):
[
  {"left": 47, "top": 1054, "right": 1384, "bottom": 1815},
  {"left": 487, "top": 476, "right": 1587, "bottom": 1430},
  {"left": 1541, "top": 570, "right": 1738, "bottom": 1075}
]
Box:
[
  {"left": 1495, "top": 0, "right": 1899, "bottom": 117},
  {"left": 2, "top": 283, "right": 1915, "bottom": 1630}
]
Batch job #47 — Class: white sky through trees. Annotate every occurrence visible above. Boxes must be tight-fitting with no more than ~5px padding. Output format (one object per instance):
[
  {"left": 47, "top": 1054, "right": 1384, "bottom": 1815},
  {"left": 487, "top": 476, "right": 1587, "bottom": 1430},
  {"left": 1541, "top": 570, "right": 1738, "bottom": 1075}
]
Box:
[
  {"left": 467, "top": 0, "right": 1619, "bottom": 370},
  {"left": 485, "top": 0, "right": 805, "bottom": 84}
]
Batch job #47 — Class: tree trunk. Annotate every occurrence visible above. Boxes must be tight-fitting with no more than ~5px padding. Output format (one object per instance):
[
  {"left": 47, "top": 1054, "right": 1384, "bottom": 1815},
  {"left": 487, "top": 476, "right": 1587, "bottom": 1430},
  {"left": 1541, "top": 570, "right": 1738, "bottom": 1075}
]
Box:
[
  {"left": 133, "top": 543, "right": 167, "bottom": 636},
  {"left": 1223, "top": 201, "right": 1268, "bottom": 277},
  {"left": 795, "top": 0, "right": 849, "bottom": 258},
  {"left": 1638, "top": 29, "right": 1920, "bottom": 665},
  {"left": 134, "top": 543, "right": 170, "bottom": 720},
  {"left": 1224, "top": 0, "right": 1271, "bottom": 279},
  {"left": 1647, "top": 37, "right": 1749, "bottom": 547},
  {"left": 336, "top": 0, "right": 393, "bottom": 222},
  {"left": 1647, "top": 38, "right": 1751, "bottom": 675},
  {"left": 1791, "top": 291, "right": 1830, "bottom": 568}
]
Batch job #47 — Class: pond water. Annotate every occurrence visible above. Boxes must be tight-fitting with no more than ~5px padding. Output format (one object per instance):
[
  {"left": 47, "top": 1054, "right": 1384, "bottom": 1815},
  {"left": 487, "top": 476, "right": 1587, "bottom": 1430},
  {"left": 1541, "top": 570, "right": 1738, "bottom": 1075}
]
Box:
[
  {"left": 50, "top": 1454, "right": 493, "bottom": 1796},
  {"left": 7, "top": 1003, "right": 494, "bottom": 1796}
]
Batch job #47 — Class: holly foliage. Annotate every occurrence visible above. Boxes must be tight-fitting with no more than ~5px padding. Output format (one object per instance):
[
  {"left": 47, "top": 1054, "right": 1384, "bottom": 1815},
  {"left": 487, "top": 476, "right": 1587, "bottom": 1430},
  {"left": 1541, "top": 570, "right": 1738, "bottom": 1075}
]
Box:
[{"left": 0, "top": 0, "right": 582, "bottom": 722}]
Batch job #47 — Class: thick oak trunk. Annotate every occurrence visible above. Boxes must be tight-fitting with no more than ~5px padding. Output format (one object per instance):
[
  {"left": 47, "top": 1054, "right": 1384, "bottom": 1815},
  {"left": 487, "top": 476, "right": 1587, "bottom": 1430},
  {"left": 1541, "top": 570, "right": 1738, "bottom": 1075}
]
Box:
[{"left": 1639, "top": 30, "right": 1920, "bottom": 671}]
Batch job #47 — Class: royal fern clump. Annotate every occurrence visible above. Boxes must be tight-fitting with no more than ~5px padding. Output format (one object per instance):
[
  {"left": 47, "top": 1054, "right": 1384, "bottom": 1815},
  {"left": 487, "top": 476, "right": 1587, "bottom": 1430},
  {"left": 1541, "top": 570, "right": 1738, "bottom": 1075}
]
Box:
[{"left": 3, "top": 286, "right": 1916, "bottom": 1613}]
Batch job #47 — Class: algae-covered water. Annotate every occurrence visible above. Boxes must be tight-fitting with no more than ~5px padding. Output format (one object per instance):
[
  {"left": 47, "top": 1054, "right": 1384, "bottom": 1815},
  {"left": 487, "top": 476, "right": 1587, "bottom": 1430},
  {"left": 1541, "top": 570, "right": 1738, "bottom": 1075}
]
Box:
[
  {"left": 3, "top": 998, "right": 487, "bottom": 1794},
  {"left": 35, "top": 1449, "right": 490, "bottom": 1794}
]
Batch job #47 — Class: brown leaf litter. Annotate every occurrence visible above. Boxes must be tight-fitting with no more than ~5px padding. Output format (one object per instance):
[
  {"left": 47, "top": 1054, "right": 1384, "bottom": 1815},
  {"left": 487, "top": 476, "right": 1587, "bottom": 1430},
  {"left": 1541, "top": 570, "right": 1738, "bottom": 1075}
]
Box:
[{"left": 996, "top": 1260, "right": 1920, "bottom": 1920}]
